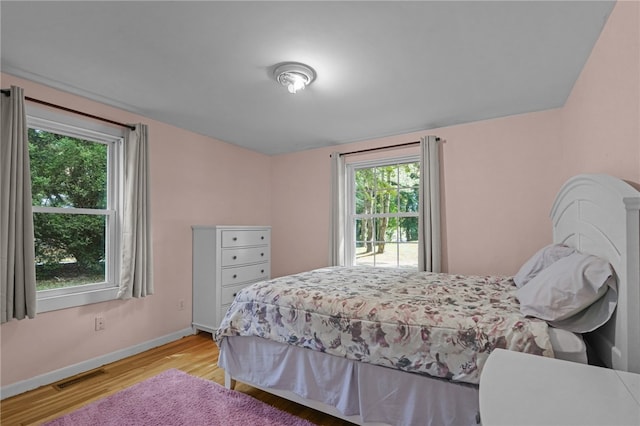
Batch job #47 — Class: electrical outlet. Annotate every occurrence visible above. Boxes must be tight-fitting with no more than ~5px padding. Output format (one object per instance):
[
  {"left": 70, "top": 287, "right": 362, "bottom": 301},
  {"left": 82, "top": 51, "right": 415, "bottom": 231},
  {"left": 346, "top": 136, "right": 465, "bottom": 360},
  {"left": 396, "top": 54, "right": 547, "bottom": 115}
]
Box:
[
  {"left": 95, "top": 316, "right": 105, "bottom": 331},
  {"left": 178, "top": 299, "right": 185, "bottom": 311}
]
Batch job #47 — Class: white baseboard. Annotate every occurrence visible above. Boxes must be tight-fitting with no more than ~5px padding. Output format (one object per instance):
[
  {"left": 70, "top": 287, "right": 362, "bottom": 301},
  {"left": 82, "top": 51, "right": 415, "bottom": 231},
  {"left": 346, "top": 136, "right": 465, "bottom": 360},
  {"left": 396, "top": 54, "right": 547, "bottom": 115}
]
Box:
[{"left": 0, "top": 327, "right": 196, "bottom": 400}]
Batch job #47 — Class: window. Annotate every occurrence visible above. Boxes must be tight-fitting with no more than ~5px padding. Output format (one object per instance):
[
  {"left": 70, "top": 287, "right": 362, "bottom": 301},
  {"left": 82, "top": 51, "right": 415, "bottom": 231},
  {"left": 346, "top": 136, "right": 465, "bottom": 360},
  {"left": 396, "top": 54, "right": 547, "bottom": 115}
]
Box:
[
  {"left": 346, "top": 156, "right": 420, "bottom": 268},
  {"left": 27, "top": 108, "right": 123, "bottom": 312}
]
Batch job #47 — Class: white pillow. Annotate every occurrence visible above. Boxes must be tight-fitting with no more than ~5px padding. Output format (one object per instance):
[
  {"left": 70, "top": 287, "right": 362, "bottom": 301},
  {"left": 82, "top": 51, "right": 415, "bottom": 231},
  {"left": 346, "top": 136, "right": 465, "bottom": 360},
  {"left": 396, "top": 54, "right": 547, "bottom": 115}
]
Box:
[
  {"left": 549, "top": 279, "right": 617, "bottom": 333},
  {"left": 516, "top": 252, "right": 615, "bottom": 328},
  {"left": 513, "top": 244, "right": 576, "bottom": 288}
]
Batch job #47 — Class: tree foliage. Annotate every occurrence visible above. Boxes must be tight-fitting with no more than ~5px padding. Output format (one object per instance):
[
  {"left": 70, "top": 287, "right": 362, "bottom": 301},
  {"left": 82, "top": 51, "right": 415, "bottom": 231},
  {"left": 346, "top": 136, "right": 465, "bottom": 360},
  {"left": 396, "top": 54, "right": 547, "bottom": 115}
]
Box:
[{"left": 29, "top": 129, "right": 107, "bottom": 276}]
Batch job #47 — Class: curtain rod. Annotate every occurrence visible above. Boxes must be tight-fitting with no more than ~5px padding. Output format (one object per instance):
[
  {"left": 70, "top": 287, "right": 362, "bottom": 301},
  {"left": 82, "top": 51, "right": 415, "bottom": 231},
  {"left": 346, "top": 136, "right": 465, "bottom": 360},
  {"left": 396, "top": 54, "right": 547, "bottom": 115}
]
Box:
[
  {"left": 335, "top": 140, "right": 421, "bottom": 157},
  {"left": 1, "top": 89, "right": 136, "bottom": 131}
]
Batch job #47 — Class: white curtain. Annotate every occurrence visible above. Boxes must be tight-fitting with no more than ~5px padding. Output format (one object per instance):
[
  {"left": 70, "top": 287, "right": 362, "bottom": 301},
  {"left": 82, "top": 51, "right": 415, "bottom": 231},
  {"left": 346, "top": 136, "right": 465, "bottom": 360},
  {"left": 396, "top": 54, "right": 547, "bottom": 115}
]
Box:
[
  {"left": 418, "top": 135, "right": 442, "bottom": 272},
  {"left": 118, "top": 124, "right": 153, "bottom": 299},
  {"left": 1, "top": 86, "right": 37, "bottom": 323},
  {"left": 329, "top": 152, "right": 345, "bottom": 266}
]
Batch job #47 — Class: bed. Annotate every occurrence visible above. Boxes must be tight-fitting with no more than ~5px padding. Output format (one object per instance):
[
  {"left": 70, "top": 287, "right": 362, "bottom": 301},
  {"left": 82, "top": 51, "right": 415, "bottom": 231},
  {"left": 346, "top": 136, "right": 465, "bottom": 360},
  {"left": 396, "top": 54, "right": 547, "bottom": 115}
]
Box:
[{"left": 214, "top": 173, "right": 640, "bottom": 426}]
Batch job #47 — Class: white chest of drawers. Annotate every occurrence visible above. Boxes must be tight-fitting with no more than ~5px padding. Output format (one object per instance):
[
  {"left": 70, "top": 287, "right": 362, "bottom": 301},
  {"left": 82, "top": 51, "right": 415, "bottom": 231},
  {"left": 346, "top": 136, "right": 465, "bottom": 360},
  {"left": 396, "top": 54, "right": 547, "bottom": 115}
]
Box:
[{"left": 192, "top": 225, "right": 271, "bottom": 333}]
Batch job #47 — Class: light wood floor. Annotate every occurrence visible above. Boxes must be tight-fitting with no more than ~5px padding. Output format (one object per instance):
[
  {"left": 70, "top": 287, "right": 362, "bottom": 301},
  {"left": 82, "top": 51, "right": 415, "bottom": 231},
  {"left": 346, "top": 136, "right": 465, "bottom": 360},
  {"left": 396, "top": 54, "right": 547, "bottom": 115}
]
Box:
[{"left": 1, "top": 332, "right": 355, "bottom": 426}]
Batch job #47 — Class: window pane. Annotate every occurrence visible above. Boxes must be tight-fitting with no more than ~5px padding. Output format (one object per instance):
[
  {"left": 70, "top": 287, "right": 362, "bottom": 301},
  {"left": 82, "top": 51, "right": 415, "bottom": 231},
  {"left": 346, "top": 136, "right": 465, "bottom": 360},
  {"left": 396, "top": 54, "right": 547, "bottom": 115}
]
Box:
[
  {"left": 355, "top": 168, "right": 375, "bottom": 191},
  {"left": 399, "top": 163, "right": 420, "bottom": 188},
  {"left": 376, "top": 165, "right": 398, "bottom": 188},
  {"left": 355, "top": 241, "right": 400, "bottom": 267},
  {"left": 355, "top": 190, "right": 373, "bottom": 215},
  {"left": 399, "top": 188, "right": 419, "bottom": 212},
  {"left": 400, "top": 217, "right": 419, "bottom": 242},
  {"left": 355, "top": 218, "right": 375, "bottom": 248},
  {"left": 399, "top": 243, "right": 419, "bottom": 268},
  {"left": 29, "top": 128, "right": 108, "bottom": 209},
  {"left": 373, "top": 242, "right": 398, "bottom": 267},
  {"left": 376, "top": 190, "right": 398, "bottom": 214},
  {"left": 33, "top": 213, "right": 106, "bottom": 291},
  {"left": 355, "top": 168, "right": 376, "bottom": 215},
  {"left": 378, "top": 217, "right": 398, "bottom": 242},
  {"left": 355, "top": 245, "right": 375, "bottom": 267},
  {"left": 354, "top": 216, "right": 374, "bottom": 267}
]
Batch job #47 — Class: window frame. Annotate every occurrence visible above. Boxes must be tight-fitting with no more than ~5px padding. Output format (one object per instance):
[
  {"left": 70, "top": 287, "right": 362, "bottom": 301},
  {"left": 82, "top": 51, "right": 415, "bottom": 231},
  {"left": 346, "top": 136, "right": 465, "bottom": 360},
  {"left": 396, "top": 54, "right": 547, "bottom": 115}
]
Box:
[
  {"left": 345, "top": 154, "right": 420, "bottom": 268},
  {"left": 27, "top": 106, "right": 124, "bottom": 313}
]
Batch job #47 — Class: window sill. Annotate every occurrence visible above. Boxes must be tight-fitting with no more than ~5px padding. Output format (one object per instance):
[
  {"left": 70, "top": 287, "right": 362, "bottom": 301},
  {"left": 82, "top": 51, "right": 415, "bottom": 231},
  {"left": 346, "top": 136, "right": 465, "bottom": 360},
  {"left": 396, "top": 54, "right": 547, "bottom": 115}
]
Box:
[{"left": 37, "top": 287, "right": 119, "bottom": 313}]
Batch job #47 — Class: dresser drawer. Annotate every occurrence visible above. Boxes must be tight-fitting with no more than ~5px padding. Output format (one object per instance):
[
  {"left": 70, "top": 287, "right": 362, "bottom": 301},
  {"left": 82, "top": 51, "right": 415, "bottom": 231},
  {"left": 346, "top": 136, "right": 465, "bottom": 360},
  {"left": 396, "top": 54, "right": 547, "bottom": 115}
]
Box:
[
  {"left": 221, "top": 283, "right": 251, "bottom": 305},
  {"left": 221, "top": 263, "right": 269, "bottom": 286},
  {"left": 221, "top": 230, "right": 270, "bottom": 248},
  {"left": 221, "top": 247, "right": 269, "bottom": 266}
]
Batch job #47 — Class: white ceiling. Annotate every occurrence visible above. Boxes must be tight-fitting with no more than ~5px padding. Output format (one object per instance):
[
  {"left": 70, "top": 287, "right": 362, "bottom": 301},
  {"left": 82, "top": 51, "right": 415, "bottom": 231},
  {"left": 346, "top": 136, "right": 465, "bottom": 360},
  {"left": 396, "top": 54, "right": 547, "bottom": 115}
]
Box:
[{"left": 1, "top": 1, "right": 614, "bottom": 155}]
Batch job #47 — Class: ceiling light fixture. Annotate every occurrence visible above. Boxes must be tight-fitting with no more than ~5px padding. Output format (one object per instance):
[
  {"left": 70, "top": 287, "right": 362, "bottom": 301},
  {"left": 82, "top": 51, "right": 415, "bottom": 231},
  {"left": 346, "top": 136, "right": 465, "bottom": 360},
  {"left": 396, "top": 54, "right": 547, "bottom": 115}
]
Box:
[{"left": 273, "top": 62, "right": 316, "bottom": 94}]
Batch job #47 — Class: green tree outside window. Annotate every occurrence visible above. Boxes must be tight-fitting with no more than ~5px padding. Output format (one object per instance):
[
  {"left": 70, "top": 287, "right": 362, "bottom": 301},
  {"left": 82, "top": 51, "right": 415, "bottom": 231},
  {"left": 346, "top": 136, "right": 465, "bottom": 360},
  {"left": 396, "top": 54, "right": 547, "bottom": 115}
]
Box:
[{"left": 29, "top": 128, "right": 108, "bottom": 290}]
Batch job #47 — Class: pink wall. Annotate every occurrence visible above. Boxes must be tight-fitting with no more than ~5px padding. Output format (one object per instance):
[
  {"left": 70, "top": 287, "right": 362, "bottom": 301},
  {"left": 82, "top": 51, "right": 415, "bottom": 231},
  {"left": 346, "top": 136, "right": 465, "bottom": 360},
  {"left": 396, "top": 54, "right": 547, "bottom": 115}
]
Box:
[
  {"left": 271, "top": 110, "right": 563, "bottom": 278},
  {"left": 559, "top": 0, "right": 639, "bottom": 184},
  {"left": 0, "top": 74, "right": 271, "bottom": 387},
  {"left": 433, "top": 111, "right": 564, "bottom": 275},
  {"left": 2, "top": 0, "right": 638, "bottom": 392}
]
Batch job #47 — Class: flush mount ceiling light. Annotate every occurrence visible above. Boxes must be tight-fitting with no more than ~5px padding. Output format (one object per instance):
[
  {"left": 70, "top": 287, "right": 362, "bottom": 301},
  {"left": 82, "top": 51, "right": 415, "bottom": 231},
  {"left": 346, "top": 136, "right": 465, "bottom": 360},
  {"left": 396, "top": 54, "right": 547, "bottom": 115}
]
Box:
[{"left": 273, "top": 62, "right": 316, "bottom": 94}]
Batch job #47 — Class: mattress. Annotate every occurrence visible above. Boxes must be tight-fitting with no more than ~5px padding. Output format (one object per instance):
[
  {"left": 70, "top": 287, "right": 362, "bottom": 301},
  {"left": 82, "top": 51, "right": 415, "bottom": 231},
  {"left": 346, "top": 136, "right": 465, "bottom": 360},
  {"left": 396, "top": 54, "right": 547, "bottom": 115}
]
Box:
[{"left": 215, "top": 266, "right": 554, "bottom": 385}]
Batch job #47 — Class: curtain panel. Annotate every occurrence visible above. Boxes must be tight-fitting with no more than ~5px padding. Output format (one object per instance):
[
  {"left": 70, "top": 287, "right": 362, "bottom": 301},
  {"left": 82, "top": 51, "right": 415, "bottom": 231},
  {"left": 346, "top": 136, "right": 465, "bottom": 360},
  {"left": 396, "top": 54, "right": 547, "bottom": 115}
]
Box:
[
  {"left": 118, "top": 124, "right": 154, "bottom": 299},
  {"left": 418, "top": 135, "right": 442, "bottom": 272},
  {"left": 0, "top": 86, "right": 37, "bottom": 323},
  {"left": 329, "top": 152, "right": 346, "bottom": 266}
]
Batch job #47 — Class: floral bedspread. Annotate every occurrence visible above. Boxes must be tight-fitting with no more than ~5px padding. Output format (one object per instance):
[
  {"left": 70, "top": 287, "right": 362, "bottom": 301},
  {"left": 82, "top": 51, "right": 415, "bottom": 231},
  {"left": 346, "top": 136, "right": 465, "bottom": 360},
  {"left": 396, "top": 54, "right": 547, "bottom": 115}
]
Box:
[{"left": 214, "top": 266, "right": 553, "bottom": 385}]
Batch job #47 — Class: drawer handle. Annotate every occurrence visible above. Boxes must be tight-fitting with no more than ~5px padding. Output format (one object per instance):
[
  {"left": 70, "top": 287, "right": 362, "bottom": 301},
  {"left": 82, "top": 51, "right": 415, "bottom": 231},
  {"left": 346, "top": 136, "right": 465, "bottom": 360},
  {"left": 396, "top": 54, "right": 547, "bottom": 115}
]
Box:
[
  {"left": 232, "top": 237, "right": 238, "bottom": 241},
  {"left": 261, "top": 253, "right": 264, "bottom": 257},
  {"left": 261, "top": 269, "right": 265, "bottom": 274},
  {"left": 232, "top": 255, "right": 237, "bottom": 260},
  {"left": 261, "top": 236, "right": 264, "bottom": 240},
  {"left": 233, "top": 274, "right": 237, "bottom": 279},
  {"left": 233, "top": 292, "right": 237, "bottom": 297}
]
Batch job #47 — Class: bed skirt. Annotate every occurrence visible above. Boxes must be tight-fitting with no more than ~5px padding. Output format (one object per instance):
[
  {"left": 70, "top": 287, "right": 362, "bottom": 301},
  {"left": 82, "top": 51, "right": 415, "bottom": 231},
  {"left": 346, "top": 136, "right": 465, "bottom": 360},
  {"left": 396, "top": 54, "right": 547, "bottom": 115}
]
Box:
[{"left": 218, "top": 336, "right": 480, "bottom": 426}]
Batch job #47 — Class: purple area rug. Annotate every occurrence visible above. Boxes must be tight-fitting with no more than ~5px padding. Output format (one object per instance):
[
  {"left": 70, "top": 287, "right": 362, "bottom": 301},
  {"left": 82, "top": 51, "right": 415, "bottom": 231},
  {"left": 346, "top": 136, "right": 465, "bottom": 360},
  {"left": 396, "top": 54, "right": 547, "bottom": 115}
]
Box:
[{"left": 45, "top": 369, "right": 315, "bottom": 426}]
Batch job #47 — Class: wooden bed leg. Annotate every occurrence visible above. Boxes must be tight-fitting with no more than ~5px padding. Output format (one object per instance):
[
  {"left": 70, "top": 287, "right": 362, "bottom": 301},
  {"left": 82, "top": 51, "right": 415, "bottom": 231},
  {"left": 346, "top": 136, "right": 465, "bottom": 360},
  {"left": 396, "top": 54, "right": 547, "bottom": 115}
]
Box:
[{"left": 224, "top": 371, "right": 236, "bottom": 390}]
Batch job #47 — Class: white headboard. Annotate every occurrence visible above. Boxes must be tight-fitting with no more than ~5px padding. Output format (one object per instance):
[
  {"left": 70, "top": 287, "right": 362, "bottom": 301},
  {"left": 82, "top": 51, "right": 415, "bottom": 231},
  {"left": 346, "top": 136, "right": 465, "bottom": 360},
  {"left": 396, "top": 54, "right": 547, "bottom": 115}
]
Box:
[{"left": 550, "top": 174, "right": 640, "bottom": 373}]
